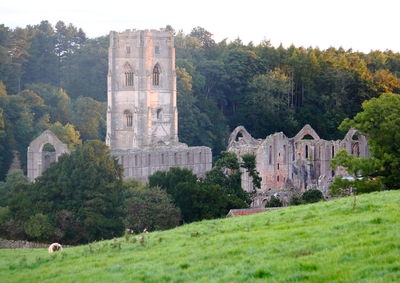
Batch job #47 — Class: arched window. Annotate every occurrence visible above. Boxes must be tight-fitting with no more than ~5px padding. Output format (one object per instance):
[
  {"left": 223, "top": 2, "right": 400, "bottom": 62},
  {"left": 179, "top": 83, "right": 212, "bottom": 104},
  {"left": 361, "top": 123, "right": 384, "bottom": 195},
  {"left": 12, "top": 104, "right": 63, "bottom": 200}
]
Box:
[
  {"left": 269, "top": 145, "right": 272, "bottom": 165},
  {"left": 124, "top": 63, "right": 134, "bottom": 87},
  {"left": 153, "top": 64, "right": 161, "bottom": 86},
  {"left": 124, "top": 110, "right": 133, "bottom": 127},
  {"left": 156, "top": 108, "right": 162, "bottom": 119}
]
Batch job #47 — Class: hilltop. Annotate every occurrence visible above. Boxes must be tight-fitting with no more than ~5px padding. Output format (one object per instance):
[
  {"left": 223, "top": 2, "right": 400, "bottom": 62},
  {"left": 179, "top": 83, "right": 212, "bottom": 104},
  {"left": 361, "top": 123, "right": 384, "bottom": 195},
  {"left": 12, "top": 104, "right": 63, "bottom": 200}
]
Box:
[{"left": 0, "top": 191, "right": 399, "bottom": 282}]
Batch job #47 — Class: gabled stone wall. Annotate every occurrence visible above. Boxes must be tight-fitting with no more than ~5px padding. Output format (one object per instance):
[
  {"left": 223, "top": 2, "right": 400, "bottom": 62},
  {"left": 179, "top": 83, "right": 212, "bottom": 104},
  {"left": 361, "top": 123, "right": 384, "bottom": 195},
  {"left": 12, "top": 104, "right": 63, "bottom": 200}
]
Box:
[{"left": 227, "top": 125, "right": 369, "bottom": 207}]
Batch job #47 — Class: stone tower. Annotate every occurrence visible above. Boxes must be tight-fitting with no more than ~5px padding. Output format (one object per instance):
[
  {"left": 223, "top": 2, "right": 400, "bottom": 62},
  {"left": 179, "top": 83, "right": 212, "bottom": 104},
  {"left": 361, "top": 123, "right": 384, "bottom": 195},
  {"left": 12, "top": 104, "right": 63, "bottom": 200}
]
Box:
[
  {"left": 106, "top": 29, "right": 178, "bottom": 149},
  {"left": 106, "top": 29, "right": 212, "bottom": 182}
]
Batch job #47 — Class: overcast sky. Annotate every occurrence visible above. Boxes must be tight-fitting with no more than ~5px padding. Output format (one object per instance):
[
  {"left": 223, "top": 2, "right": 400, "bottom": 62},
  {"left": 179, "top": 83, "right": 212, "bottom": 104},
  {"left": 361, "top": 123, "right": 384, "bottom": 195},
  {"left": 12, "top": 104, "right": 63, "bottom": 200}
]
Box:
[{"left": 1, "top": 0, "right": 399, "bottom": 52}]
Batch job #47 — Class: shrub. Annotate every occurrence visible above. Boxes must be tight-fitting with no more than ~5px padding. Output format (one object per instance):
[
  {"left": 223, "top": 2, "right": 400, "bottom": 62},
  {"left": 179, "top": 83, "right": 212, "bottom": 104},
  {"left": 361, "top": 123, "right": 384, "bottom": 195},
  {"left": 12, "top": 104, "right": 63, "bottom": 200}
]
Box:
[
  {"left": 125, "top": 186, "right": 181, "bottom": 234},
  {"left": 302, "top": 189, "right": 324, "bottom": 203},
  {"left": 24, "top": 213, "right": 53, "bottom": 241},
  {"left": 266, "top": 196, "right": 283, "bottom": 207},
  {"left": 289, "top": 195, "right": 303, "bottom": 206}
]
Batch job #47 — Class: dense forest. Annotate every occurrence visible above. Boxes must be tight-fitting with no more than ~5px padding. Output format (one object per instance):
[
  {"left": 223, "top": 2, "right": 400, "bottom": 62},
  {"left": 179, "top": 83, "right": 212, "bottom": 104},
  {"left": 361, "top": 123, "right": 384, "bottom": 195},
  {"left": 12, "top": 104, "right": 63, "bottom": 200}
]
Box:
[{"left": 1, "top": 21, "right": 400, "bottom": 180}]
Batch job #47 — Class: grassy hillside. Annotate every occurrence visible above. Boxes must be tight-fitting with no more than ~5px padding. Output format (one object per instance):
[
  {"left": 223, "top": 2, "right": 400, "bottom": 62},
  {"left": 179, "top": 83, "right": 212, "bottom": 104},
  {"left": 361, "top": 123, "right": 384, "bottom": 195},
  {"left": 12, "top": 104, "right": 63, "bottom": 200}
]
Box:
[{"left": 0, "top": 191, "right": 399, "bottom": 282}]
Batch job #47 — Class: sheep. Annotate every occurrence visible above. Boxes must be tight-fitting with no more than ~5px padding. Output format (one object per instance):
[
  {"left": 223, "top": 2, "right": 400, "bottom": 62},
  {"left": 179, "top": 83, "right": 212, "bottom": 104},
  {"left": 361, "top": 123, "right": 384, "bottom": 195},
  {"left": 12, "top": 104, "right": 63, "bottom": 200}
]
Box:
[{"left": 48, "top": 243, "right": 63, "bottom": 253}]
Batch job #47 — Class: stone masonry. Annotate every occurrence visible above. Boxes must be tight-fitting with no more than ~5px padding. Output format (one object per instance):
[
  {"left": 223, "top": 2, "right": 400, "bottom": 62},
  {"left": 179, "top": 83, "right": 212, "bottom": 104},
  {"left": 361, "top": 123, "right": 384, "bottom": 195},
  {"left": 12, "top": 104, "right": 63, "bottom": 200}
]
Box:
[
  {"left": 27, "top": 130, "right": 69, "bottom": 182},
  {"left": 106, "top": 29, "right": 212, "bottom": 180},
  {"left": 227, "top": 125, "right": 369, "bottom": 207}
]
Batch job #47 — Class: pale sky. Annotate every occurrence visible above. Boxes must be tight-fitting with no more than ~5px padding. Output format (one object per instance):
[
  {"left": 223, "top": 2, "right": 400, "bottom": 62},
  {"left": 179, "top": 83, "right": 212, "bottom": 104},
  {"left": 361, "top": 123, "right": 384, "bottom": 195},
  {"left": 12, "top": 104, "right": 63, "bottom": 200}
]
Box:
[{"left": 1, "top": 0, "right": 399, "bottom": 52}]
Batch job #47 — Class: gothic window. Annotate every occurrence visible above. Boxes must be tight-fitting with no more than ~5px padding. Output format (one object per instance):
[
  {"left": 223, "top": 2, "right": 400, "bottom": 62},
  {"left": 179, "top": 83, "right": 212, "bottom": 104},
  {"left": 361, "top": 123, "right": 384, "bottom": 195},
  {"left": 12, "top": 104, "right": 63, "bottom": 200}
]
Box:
[
  {"left": 153, "top": 64, "right": 161, "bottom": 86},
  {"left": 352, "top": 142, "right": 360, "bottom": 156},
  {"left": 305, "top": 145, "right": 309, "bottom": 159},
  {"left": 269, "top": 145, "right": 272, "bottom": 165},
  {"left": 155, "top": 46, "right": 160, "bottom": 54},
  {"left": 124, "top": 63, "right": 134, "bottom": 86},
  {"left": 124, "top": 110, "right": 133, "bottom": 127},
  {"left": 156, "top": 108, "right": 162, "bottom": 119},
  {"left": 331, "top": 145, "right": 335, "bottom": 158}
]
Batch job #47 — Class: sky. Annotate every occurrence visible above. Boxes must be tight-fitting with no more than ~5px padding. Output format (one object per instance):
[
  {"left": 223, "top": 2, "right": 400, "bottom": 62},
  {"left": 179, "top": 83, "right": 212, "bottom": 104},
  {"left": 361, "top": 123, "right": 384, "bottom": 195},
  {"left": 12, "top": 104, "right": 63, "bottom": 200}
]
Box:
[{"left": 1, "top": 0, "right": 399, "bottom": 52}]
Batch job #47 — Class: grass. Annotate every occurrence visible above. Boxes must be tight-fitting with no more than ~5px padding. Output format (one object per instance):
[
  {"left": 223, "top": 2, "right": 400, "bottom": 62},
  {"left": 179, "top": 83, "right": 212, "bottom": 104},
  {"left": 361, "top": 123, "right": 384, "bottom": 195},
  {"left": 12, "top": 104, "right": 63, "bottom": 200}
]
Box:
[{"left": 0, "top": 190, "right": 399, "bottom": 282}]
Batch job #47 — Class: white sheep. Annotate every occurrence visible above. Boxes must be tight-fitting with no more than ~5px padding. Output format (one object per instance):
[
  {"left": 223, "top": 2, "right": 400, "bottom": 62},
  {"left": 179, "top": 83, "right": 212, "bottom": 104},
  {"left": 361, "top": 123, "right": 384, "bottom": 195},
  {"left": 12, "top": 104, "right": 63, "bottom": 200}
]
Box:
[{"left": 48, "top": 243, "right": 63, "bottom": 253}]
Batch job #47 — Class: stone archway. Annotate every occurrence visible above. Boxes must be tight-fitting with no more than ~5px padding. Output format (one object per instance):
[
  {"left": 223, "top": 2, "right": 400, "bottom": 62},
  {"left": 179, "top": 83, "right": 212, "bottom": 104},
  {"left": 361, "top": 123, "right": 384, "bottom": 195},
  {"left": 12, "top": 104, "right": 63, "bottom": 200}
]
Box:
[{"left": 27, "top": 130, "right": 69, "bottom": 181}]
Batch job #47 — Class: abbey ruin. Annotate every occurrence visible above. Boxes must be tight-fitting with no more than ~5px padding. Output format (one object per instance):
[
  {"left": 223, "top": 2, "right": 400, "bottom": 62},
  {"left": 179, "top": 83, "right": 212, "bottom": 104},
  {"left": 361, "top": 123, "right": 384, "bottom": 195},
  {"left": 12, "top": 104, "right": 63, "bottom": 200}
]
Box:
[
  {"left": 27, "top": 29, "right": 368, "bottom": 202},
  {"left": 227, "top": 125, "right": 369, "bottom": 206},
  {"left": 105, "top": 29, "right": 212, "bottom": 181}
]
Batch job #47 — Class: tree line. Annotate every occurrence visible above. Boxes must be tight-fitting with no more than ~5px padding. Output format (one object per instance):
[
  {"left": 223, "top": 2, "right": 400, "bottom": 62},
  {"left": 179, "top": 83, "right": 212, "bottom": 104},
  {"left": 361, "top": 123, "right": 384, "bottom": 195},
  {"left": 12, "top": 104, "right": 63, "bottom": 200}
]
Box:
[{"left": 1, "top": 21, "right": 400, "bottom": 180}]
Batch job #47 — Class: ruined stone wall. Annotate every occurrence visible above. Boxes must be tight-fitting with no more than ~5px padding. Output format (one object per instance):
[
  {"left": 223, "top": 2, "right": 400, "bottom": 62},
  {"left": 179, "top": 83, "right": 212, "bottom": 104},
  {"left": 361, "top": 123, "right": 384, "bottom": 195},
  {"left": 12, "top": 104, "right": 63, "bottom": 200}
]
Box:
[
  {"left": 112, "top": 146, "right": 212, "bottom": 183},
  {"left": 27, "top": 130, "right": 69, "bottom": 182},
  {"left": 227, "top": 125, "right": 369, "bottom": 207}
]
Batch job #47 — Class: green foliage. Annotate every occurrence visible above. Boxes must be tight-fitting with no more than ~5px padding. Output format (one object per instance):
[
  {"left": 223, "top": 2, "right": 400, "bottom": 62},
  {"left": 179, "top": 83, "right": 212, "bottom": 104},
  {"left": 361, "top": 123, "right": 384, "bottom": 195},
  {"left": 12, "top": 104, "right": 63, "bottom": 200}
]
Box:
[
  {"left": 240, "top": 153, "right": 262, "bottom": 189},
  {"left": 329, "top": 176, "right": 384, "bottom": 197},
  {"left": 339, "top": 93, "right": 400, "bottom": 189},
  {"left": 301, "top": 189, "right": 324, "bottom": 203},
  {"left": 149, "top": 167, "right": 247, "bottom": 223},
  {"left": 48, "top": 121, "right": 81, "bottom": 149},
  {"left": 205, "top": 151, "right": 251, "bottom": 204},
  {"left": 265, "top": 196, "right": 283, "bottom": 207},
  {"left": 24, "top": 213, "right": 52, "bottom": 240},
  {"left": 124, "top": 185, "right": 181, "bottom": 234},
  {"left": 7, "top": 141, "right": 125, "bottom": 244},
  {"left": 289, "top": 194, "right": 303, "bottom": 206},
  {"left": 0, "top": 169, "right": 29, "bottom": 206}
]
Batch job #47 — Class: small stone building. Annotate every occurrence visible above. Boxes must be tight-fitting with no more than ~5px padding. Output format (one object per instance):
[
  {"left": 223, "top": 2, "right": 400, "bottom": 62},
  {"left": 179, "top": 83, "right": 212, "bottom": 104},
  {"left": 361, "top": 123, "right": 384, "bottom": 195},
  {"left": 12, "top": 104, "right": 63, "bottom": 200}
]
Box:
[{"left": 227, "top": 125, "right": 369, "bottom": 207}]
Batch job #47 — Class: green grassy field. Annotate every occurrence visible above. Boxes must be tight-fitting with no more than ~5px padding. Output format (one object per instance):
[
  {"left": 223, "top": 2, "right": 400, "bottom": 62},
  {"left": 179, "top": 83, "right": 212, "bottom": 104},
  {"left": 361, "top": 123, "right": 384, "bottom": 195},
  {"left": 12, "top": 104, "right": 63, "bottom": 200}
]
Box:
[{"left": 0, "top": 191, "right": 399, "bottom": 282}]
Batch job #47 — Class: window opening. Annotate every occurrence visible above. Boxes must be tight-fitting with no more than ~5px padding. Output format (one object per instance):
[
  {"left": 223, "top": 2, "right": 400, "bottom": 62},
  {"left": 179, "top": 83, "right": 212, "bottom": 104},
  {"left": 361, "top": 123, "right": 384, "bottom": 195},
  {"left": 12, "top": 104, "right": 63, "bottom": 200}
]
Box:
[
  {"left": 124, "top": 63, "right": 134, "bottom": 86},
  {"left": 124, "top": 110, "right": 133, "bottom": 127},
  {"left": 155, "top": 46, "right": 160, "bottom": 54},
  {"left": 156, "top": 108, "right": 162, "bottom": 119},
  {"left": 305, "top": 145, "right": 309, "bottom": 159},
  {"left": 153, "top": 64, "right": 161, "bottom": 86},
  {"left": 269, "top": 145, "right": 272, "bottom": 165}
]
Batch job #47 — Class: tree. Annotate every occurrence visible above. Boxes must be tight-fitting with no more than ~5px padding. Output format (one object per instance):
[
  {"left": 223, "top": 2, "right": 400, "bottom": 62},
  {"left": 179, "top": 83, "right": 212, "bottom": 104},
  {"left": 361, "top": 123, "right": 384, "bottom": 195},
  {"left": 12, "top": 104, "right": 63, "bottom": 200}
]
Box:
[
  {"left": 240, "top": 153, "right": 262, "bottom": 189},
  {"left": 301, "top": 189, "right": 324, "bottom": 203},
  {"left": 48, "top": 121, "right": 81, "bottom": 149},
  {"left": 7, "top": 140, "right": 126, "bottom": 244},
  {"left": 71, "top": 96, "right": 105, "bottom": 140},
  {"left": 205, "top": 151, "right": 253, "bottom": 204},
  {"left": 339, "top": 93, "right": 400, "bottom": 189},
  {"left": 124, "top": 184, "right": 181, "bottom": 234},
  {"left": 149, "top": 167, "right": 247, "bottom": 223},
  {"left": 0, "top": 169, "right": 29, "bottom": 206},
  {"left": 0, "top": 107, "right": 13, "bottom": 180},
  {"left": 266, "top": 196, "right": 282, "bottom": 207}
]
